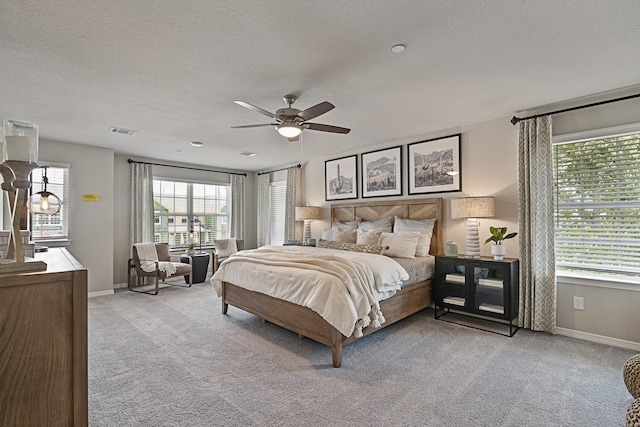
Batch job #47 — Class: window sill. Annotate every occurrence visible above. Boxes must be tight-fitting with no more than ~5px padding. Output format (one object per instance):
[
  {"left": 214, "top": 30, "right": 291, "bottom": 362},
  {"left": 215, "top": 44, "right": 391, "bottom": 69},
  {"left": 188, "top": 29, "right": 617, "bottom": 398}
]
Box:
[
  {"left": 33, "top": 239, "right": 71, "bottom": 248},
  {"left": 557, "top": 272, "right": 639, "bottom": 291}
]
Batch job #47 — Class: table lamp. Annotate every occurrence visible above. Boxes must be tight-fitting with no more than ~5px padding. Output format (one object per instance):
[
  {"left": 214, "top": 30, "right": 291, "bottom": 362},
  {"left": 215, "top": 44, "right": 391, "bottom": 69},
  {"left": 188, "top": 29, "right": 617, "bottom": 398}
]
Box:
[
  {"left": 1, "top": 119, "right": 46, "bottom": 272},
  {"left": 295, "top": 206, "right": 321, "bottom": 245},
  {"left": 451, "top": 197, "right": 495, "bottom": 258}
]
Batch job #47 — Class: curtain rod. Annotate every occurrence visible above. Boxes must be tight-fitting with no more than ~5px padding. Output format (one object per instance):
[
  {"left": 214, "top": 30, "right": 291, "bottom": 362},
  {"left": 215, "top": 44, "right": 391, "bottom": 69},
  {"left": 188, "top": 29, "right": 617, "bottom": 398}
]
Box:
[
  {"left": 257, "top": 164, "right": 301, "bottom": 176},
  {"left": 127, "top": 159, "right": 247, "bottom": 176},
  {"left": 511, "top": 92, "right": 640, "bottom": 125}
]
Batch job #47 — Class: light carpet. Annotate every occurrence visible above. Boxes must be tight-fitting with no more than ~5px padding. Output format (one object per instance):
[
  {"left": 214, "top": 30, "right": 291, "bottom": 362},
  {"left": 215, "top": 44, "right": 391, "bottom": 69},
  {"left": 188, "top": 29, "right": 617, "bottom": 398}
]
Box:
[{"left": 89, "top": 279, "right": 636, "bottom": 426}]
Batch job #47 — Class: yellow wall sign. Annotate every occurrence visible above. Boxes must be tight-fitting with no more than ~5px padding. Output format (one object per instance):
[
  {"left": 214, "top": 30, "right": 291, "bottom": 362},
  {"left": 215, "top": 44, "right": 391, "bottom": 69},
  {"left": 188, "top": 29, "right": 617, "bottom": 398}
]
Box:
[{"left": 82, "top": 194, "right": 100, "bottom": 202}]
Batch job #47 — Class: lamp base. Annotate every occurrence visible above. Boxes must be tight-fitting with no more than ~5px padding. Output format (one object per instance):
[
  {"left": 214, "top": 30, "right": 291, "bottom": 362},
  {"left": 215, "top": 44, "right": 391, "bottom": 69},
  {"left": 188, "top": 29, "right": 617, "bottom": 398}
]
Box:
[
  {"left": 302, "top": 220, "right": 312, "bottom": 245},
  {"left": 464, "top": 218, "right": 481, "bottom": 258}
]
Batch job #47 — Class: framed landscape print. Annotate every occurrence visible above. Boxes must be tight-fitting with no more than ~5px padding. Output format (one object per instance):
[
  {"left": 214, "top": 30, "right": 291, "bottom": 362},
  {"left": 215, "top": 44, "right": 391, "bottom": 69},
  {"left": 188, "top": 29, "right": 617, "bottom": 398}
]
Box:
[
  {"left": 361, "top": 145, "right": 402, "bottom": 198},
  {"left": 325, "top": 155, "right": 358, "bottom": 201},
  {"left": 408, "top": 134, "right": 461, "bottom": 194}
]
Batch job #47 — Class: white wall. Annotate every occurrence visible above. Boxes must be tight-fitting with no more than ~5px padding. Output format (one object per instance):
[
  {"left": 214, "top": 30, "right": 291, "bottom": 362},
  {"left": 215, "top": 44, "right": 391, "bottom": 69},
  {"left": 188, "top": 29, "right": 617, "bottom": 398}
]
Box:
[
  {"left": 39, "top": 139, "right": 115, "bottom": 294},
  {"left": 304, "top": 116, "right": 520, "bottom": 259}
]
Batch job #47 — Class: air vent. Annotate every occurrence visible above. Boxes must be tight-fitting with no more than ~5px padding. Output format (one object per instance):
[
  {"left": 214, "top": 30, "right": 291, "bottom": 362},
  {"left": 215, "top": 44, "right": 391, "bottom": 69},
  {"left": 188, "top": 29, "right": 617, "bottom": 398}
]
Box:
[
  {"left": 240, "top": 151, "right": 257, "bottom": 157},
  {"left": 108, "top": 126, "right": 138, "bottom": 136}
]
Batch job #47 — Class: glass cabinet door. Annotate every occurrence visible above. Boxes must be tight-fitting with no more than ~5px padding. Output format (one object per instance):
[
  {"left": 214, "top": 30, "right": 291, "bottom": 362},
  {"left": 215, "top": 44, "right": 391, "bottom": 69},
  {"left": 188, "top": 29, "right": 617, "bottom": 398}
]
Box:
[
  {"left": 437, "top": 259, "right": 468, "bottom": 309},
  {"left": 471, "top": 263, "right": 508, "bottom": 318}
]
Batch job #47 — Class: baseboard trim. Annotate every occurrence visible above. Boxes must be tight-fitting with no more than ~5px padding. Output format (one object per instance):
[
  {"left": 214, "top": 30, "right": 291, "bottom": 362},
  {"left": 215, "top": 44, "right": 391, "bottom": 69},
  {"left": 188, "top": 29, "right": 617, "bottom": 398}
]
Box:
[
  {"left": 554, "top": 327, "right": 640, "bottom": 352},
  {"left": 113, "top": 282, "right": 128, "bottom": 289},
  {"left": 88, "top": 289, "right": 115, "bottom": 298}
]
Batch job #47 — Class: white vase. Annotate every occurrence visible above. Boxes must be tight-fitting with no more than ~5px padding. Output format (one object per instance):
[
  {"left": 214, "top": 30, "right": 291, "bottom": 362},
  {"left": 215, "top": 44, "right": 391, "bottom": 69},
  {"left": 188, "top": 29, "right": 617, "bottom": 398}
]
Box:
[{"left": 491, "top": 244, "right": 506, "bottom": 260}]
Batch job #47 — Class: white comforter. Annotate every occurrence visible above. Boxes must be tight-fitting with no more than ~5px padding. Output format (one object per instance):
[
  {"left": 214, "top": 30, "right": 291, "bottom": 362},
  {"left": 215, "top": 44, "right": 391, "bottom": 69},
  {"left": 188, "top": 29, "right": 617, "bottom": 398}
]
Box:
[{"left": 210, "top": 245, "right": 409, "bottom": 338}]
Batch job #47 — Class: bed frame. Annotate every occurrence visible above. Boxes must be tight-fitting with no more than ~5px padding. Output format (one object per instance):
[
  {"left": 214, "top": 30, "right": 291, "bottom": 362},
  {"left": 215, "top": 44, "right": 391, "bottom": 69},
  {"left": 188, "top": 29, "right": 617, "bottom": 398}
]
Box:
[{"left": 221, "top": 197, "right": 444, "bottom": 367}]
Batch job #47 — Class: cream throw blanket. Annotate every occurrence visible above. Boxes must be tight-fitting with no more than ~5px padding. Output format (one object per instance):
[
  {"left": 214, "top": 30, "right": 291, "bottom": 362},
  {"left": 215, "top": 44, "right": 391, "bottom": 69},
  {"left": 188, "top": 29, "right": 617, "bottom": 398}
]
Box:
[
  {"left": 210, "top": 246, "right": 409, "bottom": 338},
  {"left": 134, "top": 243, "right": 177, "bottom": 276}
]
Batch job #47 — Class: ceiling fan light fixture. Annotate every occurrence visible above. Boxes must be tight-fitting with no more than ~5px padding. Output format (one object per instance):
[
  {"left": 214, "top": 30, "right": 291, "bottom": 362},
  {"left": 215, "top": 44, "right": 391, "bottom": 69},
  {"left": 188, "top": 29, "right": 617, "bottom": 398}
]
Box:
[{"left": 277, "top": 123, "right": 302, "bottom": 138}]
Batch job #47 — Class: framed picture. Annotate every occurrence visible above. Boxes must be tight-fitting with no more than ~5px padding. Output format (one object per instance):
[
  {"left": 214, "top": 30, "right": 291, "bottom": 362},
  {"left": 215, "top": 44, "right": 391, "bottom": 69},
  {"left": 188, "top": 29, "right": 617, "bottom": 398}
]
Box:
[
  {"left": 361, "top": 145, "right": 402, "bottom": 198},
  {"left": 408, "top": 134, "right": 461, "bottom": 194},
  {"left": 325, "top": 155, "right": 358, "bottom": 201}
]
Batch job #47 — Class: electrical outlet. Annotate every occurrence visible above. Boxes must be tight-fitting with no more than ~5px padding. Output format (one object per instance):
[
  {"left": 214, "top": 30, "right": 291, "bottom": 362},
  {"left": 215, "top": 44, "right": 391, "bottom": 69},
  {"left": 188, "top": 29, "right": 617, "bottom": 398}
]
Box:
[{"left": 573, "top": 296, "right": 584, "bottom": 310}]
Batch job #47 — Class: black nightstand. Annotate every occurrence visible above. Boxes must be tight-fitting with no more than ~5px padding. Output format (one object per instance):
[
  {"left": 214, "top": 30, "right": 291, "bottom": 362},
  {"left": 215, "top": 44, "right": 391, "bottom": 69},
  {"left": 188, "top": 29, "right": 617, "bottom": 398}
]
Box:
[
  {"left": 434, "top": 255, "right": 519, "bottom": 336},
  {"left": 180, "top": 252, "right": 210, "bottom": 283}
]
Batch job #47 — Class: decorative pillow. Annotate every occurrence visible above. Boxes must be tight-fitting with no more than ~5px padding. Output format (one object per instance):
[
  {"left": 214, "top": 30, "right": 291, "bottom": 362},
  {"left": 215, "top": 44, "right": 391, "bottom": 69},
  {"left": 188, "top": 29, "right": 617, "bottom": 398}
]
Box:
[
  {"left": 317, "top": 239, "right": 386, "bottom": 255},
  {"left": 379, "top": 231, "right": 421, "bottom": 259},
  {"left": 359, "top": 217, "right": 392, "bottom": 232},
  {"left": 356, "top": 228, "right": 385, "bottom": 245},
  {"left": 393, "top": 216, "right": 436, "bottom": 257},
  {"left": 321, "top": 229, "right": 335, "bottom": 241},
  {"left": 332, "top": 220, "right": 359, "bottom": 231},
  {"left": 321, "top": 228, "right": 357, "bottom": 243},
  {"left": 214, "top": 238, "right": 237, "bottom": 258}
]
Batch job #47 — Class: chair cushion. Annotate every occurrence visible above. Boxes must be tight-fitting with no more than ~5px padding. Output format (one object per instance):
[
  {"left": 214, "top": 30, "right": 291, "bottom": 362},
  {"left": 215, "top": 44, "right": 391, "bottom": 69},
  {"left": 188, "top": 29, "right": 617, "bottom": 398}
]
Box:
[
  {"left": 155, "top": 243, "right": 170, "bottom": 261},
  {"left": 172, "top": 262, "right": 192, "bottom": 276}
]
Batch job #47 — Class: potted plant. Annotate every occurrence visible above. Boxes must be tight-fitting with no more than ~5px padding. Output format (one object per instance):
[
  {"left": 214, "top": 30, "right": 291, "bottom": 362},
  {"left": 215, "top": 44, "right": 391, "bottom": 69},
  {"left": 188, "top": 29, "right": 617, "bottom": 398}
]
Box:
[
  {"left": 186, "top": 243, "right": 196, "bottom": 255},
  {"left": 484, "top": 226, "right": 517, "bottom": 260}
]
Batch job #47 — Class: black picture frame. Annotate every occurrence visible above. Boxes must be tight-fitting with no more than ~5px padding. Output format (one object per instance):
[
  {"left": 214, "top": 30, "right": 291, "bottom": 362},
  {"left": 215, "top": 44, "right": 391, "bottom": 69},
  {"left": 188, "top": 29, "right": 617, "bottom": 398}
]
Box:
[
  {"left": 325, "top": 154, "right": 358, "bottom": 201},
  {"left": 407, "top": 134, "right": 461, "bottom": 194},
  {"left": 361, "top": 145, "right": 402, "bottom": 198}
]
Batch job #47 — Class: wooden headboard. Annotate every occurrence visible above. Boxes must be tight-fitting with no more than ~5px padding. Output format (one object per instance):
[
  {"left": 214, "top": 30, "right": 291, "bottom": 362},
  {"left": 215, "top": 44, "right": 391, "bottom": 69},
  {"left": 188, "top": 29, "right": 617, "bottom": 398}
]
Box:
[{"left": 331, "top": 198, "right": 444, "bottom": 256}]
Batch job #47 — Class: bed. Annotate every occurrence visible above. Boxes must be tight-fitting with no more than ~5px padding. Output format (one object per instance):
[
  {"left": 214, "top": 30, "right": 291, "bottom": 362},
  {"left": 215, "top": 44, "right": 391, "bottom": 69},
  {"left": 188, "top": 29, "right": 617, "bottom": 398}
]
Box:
[{"left": 213, "top": 197, "right": 443, "bottom": 367}]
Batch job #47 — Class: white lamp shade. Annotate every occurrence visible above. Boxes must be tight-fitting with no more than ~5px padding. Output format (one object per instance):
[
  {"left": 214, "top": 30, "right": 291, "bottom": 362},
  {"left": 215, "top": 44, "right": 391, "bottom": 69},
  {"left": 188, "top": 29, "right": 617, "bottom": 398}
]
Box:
[
  {"left": 277, "top": 124, "right": 302, "bottom": 138},
  {"left": 451, "top": 197, "right": 495, "bottom": 219},
  {"left": 295, "top": 206, "right": 321, "bottom": 221}
]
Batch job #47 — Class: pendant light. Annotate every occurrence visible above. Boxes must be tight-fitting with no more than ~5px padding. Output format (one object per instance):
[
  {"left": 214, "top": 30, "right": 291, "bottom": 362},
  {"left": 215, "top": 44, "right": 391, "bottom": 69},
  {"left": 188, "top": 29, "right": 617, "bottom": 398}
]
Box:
[{"left": 27, "top": 166, "right": 61, "bottom": 215}]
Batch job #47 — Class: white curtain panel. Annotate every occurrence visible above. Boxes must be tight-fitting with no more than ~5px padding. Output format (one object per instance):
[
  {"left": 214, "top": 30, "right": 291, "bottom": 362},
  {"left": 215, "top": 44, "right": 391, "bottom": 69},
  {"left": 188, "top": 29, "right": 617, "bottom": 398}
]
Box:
[
  {"left": 517, "top": 116, "right": 557, "bottom": 332},
  {"left": 230, "top": 174, "right": 245, "bottom": 239},
  {"left": 256, "top": 173, "right": 271, "bottom": 247},
  {"left": 284, "top": 166, "right": 301, "bottom": 242},
  {"left": 130, "top": 162, "right": 154, "bottom": 250}
]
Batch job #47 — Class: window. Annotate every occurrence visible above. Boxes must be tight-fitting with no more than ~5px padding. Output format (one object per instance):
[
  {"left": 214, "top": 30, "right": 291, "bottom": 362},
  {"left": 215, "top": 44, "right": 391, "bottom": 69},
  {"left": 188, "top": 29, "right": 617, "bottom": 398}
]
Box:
[
  {"left": 29, "top": 164, "right": 70, "bottom": 242},
  {"left": 269, "top": 181, "right": 286, "bottom": 245},
  {"left": 153, "top": 179, "right": 230, "bottom": 248},
  {"left": 553, "top": 126, "right": 640, "bottom": 281}
]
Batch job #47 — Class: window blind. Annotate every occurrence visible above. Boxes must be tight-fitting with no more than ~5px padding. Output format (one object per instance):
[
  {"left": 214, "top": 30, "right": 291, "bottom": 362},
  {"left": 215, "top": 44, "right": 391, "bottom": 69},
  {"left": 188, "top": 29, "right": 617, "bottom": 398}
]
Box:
[
  {"left": 553, "top": 132, "right": 640, "bottom": 279},
  {"left": 269, "top": 181, "right": 286, "bottom": 246},
  {"left": 153, "top": 179, "right": 230, "bottom": 247}
]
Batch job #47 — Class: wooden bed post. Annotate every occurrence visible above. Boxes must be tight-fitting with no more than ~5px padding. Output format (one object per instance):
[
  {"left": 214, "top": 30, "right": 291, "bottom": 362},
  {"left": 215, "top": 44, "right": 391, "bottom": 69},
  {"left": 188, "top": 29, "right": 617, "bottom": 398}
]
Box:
[
  {"left": 330, "top": 328, "right": 343, "bottom": 368},
  {"left": 221, "top": 284, "right": 228, "bottom": 314}
]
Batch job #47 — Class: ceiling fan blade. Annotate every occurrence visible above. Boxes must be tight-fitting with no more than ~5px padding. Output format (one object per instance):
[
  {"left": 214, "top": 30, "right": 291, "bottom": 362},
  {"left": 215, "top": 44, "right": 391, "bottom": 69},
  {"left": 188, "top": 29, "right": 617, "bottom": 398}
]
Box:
[
  {"left": 299, "top": 101, "right": 335, "bottom": 121},
  {"left": 234, "top": 100, "right": 276, "bottom": 119},
  {"left": 304, "top": 122, "right": 351, "bottom": 134},
  {"left": 231, "top": 123, "right": 278, "bottom": 129}
]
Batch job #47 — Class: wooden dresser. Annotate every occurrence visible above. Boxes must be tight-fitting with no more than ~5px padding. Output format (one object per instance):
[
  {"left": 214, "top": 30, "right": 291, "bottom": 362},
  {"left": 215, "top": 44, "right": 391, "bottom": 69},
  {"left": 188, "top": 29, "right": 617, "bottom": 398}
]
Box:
[{"left": 0, "top": 248, "right": 88, "bottom": 426}]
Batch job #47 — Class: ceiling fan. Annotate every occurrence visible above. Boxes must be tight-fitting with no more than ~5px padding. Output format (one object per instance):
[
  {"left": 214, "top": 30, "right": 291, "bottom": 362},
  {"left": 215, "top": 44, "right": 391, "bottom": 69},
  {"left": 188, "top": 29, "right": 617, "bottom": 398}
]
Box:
[{"left": 231, "top": 95, "right": 351, "bottom": 142}]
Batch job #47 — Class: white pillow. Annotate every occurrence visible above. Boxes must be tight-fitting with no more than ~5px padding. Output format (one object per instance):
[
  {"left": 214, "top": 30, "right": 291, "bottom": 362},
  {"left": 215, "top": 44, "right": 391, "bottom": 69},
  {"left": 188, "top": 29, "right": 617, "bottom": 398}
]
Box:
[
  {"left": 393, "top": 216, "right": 436, "bottom": 257},
  {"left": 379, "top": 231, "right": 421, "bottom": 259},
  {"left": 356, "top": 228, "right": 384, "bottom": 245},
  {"left": 214, "top": 238, "right": 237, "bottom": 258},
  {"left": 321, "top": 228, "right": 357, "bottom": 243},
  {"left": 321, "top": 229, "right": 335, "bottom": 241},
  {"left": 359, "top": 217, "right": 392, "bottom": 232},
  {"left": 332, "top": 220, "right": 359, "bottom": 231}
]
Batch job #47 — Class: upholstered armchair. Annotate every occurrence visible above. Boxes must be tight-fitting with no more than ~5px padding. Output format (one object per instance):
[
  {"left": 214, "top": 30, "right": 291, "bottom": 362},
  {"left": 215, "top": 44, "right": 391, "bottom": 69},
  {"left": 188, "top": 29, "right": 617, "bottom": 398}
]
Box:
[
  {"left": 212, "top": 239, "right": 244, "bottom": 273},
  {"left": 128, "top": 243, "right": 192, "bottom": 295}
]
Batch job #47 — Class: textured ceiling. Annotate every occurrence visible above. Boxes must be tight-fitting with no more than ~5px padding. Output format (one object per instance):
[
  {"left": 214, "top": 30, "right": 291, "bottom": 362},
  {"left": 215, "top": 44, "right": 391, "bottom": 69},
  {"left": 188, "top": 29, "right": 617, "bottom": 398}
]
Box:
[{"left": 1, "top": 0, "right": 639, "bottom": 172}]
